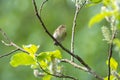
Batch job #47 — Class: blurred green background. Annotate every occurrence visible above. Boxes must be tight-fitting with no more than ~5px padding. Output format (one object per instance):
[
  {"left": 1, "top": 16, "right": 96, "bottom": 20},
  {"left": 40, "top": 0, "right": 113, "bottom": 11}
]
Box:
[{"left": 0, "top": 0, "right": 119, "bottom": 80}]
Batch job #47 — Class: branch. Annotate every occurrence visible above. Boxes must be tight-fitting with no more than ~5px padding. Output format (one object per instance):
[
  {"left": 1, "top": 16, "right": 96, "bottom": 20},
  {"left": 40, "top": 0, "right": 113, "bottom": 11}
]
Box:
[
  {"left": 108, "top": 30, "right": 116, "bottom": 80},
  {"left": 39, "top": 0, "right": 48, "bottom": 15},
  {"left": 0, "top": 28, "right": 28, "bottom": 54},
  {"left": 61, "top": 59, "right": 104, "bottom": 80},
  {"left": 61, "top": 59, "right": 88, "bottom": 72},
  {"left": 71, "top": 0, "right": 86, "bottom": 61},
  {"left": 0, "top": 49, "right": 19, "bottom": 58},
  {"left": 0, "top": 28, "right": 11, "bottom": 42},
  {"left": 2, "top": 40, "right": 27, "bottom": 53},
  {"left": 37, "top": 61, "right": 78, "bottom": 80},
  {"left": 32, "top": 0, "right": 103, "bottom": 80}
]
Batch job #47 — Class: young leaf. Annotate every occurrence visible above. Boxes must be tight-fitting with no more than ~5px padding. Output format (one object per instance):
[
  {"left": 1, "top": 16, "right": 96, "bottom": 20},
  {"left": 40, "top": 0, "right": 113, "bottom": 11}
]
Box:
[
  {"left": 106, "top": 57, "right": 118, "bottom": 70},
  {"left": 23, "top": 44, "right": 40, "bottom": 58},
  {"left": 89, "top": 11, "right": 113, "bottom": 27},
  {"left": 40, "top": 60, "right": 48, "bottom": 69},
  {"left": 37, "top": 50, "right": 62, "bottom": 62},
  {"left": 10, "top": 52, "right": 35, "bottom": 67},
  {"left": 51, "top": 50, "right": 62, "bottom": 59},
  {"left": 37, "top": 52, "right": 49, "bottom": 61}
]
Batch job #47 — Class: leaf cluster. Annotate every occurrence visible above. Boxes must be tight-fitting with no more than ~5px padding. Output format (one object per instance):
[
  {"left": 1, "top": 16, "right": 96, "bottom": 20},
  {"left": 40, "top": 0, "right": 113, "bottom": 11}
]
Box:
[{"left": 10, "top": 44, "right": 62, "bottom": 80}]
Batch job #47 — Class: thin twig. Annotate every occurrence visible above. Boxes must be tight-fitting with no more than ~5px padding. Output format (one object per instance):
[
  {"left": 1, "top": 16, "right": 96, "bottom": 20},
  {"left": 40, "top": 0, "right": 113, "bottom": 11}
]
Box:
[
  {"left": 0, "top": 29, "right": 28, "bottom": 54},
  {"left": 61, "top": 59, "right": 104, "bottom": 80},
  {"left": 108, "top": 30, "right": 116, "bottom": 80},
  {"left": 107, "top": 18, "right": 117, "bottom": 80},
  {"left": 0, "top": 28, "right": 11, "bottom": 42},
  {"left": 0, "top": 29, "right": 29, "bottom": 59},
  {"left": 71, "top": 0, "right": 86, "bottom": 62},
  {"left": 108, "top": 43, "right": 113, "bottom": 80},
  {"left": 39, "top": 0, "right": 48, "bottom": 15},
  {"left": 2, "top": 40, "right": 27, "bottom": 53},
  {"left": 37, "top": 61, "right": 78, "bottom": 80},
  {"left": 0, "top": 49, "right": 19, "bottom": 58},
  {"left": 61, "top": 59, "right": 88, "bottom": 72},
  {"left": 32, "top": 0, "right": 103, "bottom": 80}
]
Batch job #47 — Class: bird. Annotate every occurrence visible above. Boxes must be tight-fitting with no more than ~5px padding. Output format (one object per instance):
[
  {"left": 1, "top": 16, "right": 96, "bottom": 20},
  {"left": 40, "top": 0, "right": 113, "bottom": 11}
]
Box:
[{"left": 53, "top": 25, "right": 66, "bottom": 45}]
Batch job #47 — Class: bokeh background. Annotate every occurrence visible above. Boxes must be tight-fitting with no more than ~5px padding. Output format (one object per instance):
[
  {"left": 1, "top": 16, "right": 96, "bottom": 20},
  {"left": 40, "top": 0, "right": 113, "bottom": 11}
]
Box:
[{"left": 0, "top": 0, "right": 119, "bottom": 80}]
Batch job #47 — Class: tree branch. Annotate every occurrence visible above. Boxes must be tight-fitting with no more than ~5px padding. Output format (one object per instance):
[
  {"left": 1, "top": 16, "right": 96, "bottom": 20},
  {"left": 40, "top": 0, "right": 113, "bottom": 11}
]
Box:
[
  {"left": 37, "top": 61, "right": 78, "bottom": 80},
  {"left": 61, "top": 59, "right": 88, "bottom": 72},
  {"left": 39, "top": 0, "right": 48, "bottom": 15},
  {"left": 108, "top": 30, "right": 116, "bottom": 80},
  {"left": 0, "top": 28, "right": 28, "bottom": 54},
  {"left": 0, "top": 28, "right": 11, "bottom": 43},
  {"left": 0, "top": 49, "right": 19, "bottom": 58},
  {"left": 71, "top": 0, "right": 86, "bottom": 62},
  {"left": 61, "top": 59, "right": 103, "bottom": 80}
]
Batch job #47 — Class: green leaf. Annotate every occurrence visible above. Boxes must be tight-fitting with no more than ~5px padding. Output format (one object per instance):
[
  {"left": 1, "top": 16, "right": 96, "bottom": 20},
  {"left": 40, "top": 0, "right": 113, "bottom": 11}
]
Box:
[
  {"left": 89, "top": 12, "right": 113, "bottom": 27},
  {"left": 42, "top": 75, "right": 52, "bottom": 80},
  {"left": 37, "top": 52, "right": 48, "bottom": 61},
  {"left": 40, "top": 60, "right": 48, "bottom": 69},
  {"left": 106, "top": 57, "right": 118, "bottom": 70},
  {"left": 37, "top": 52, "right": 49, "bottom": 69},
  {"left": 51, "top": 50, "right": 62, "bottom": 59},
  {"left": 23, "top": 44, "right": 40, "bottom": 58},
  {"left": 37, "top": 50, "right": 62, "bottom": 62},
  {"left": 10, "top": 53, "right": 35, "bottom": 67}
]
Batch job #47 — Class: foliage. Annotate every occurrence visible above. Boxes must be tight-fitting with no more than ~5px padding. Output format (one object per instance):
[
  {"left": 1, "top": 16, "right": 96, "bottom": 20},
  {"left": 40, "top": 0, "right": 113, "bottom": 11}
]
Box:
[
  {"left": 106, "top": 57, "right": 118, "bottom": 70},
  {"left": 89, "top": 0, "right": 120, "bottom": 79},
  {"left": 89, "top": 0, "right": 120, "bottom": 27},
  {"left": 104, "top": 57, "right": 119, "bottom": 80},
  {"left": 10, "top": 44, "right": 62, "bottom": 80}
]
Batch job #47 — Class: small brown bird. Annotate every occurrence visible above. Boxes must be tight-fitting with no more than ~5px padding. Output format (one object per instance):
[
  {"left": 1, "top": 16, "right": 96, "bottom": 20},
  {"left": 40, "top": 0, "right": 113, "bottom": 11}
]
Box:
[{"left": 53, "top": 25, "right": 66, "bottom": 45}]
